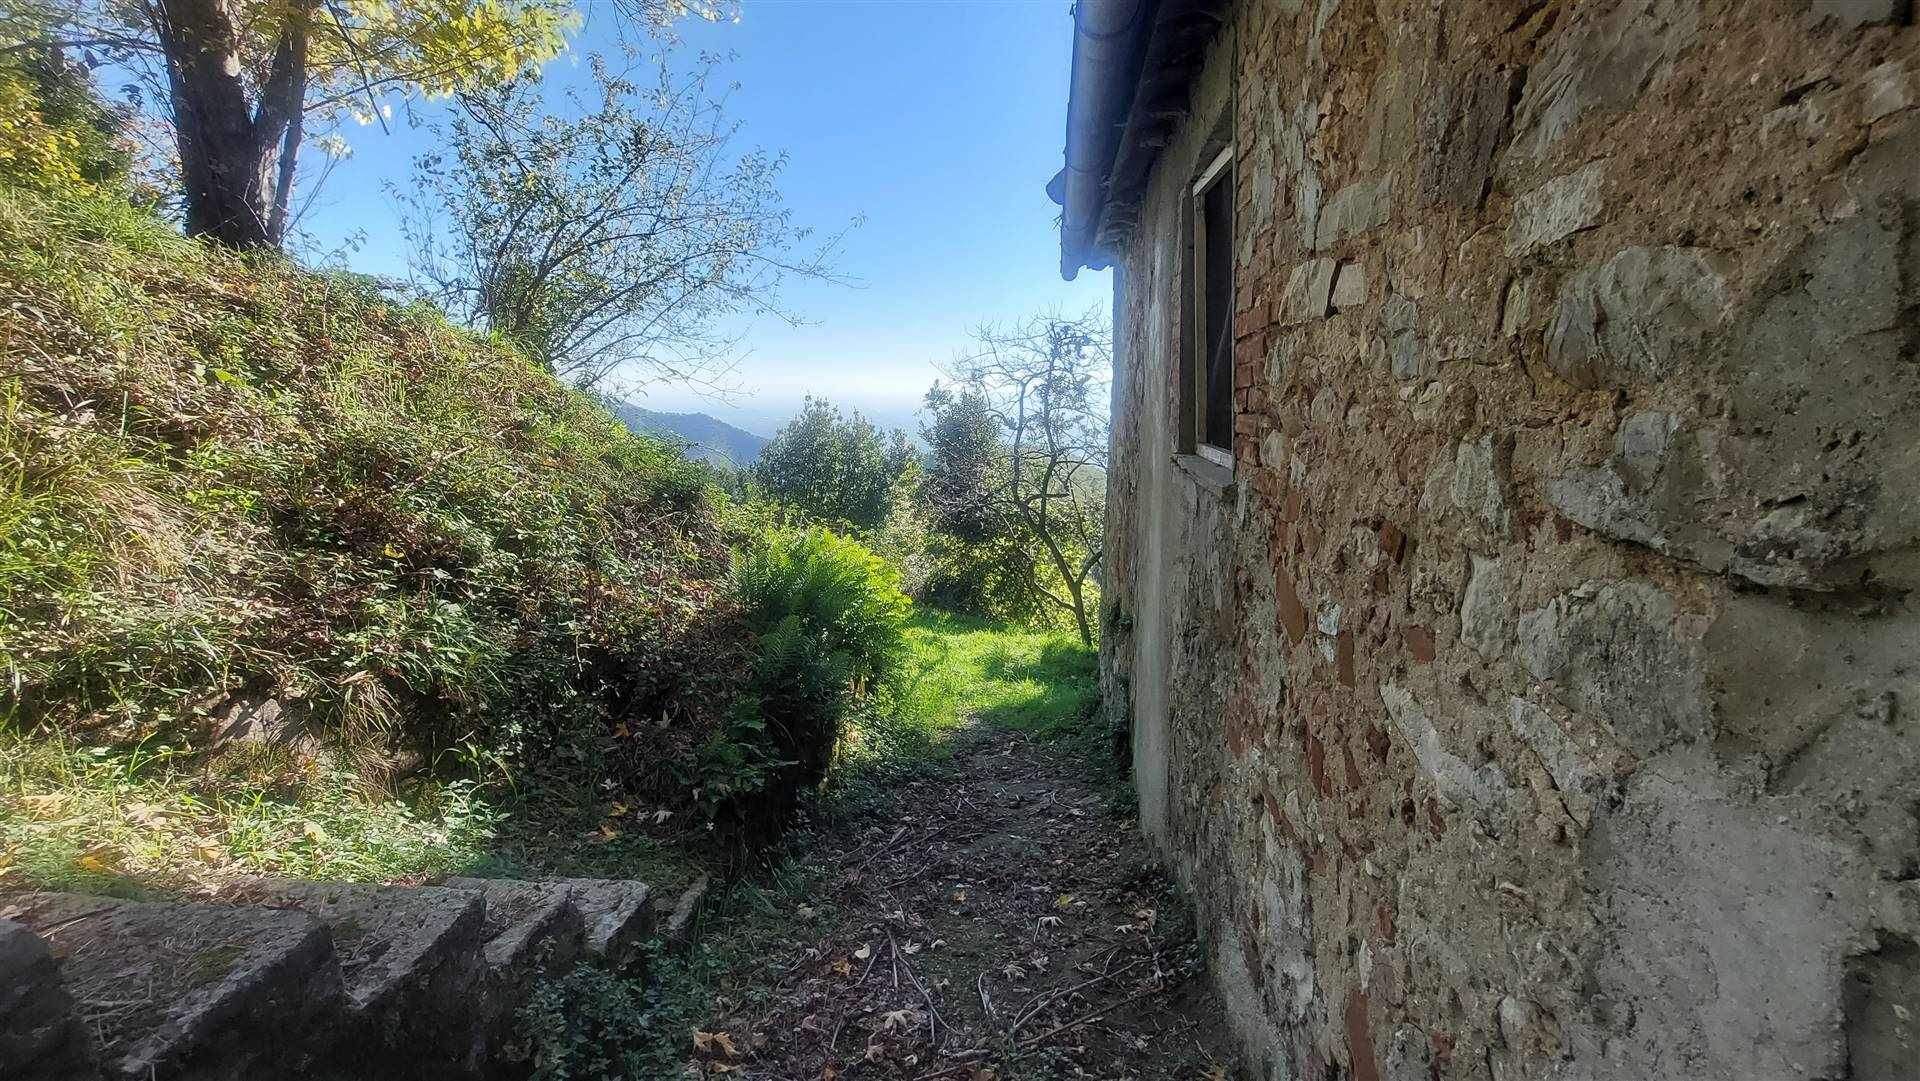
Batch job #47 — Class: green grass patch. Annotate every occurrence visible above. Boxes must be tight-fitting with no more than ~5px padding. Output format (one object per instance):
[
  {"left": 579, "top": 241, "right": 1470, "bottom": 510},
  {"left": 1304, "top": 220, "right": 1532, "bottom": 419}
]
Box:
[{"left": 891, "top": 609, "right": 1098, "bottom": 737}]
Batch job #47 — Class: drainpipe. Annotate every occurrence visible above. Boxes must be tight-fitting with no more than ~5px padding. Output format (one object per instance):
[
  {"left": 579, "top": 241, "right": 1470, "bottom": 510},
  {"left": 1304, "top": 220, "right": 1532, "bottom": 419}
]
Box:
[{"left": 1054, "top": 0, "right": 1154, "bottom": 280}]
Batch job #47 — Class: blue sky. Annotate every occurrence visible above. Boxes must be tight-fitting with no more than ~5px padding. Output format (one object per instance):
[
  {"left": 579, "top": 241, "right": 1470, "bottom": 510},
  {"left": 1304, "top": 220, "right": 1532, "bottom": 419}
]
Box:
[{"left": 297, "top": 0, "right": 1110, "bottom": 437}]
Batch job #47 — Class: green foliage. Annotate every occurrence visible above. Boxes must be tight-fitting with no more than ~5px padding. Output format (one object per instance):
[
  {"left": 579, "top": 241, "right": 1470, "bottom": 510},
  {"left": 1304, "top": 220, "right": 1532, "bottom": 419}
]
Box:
[
  {"left": 914, "top": 313, "right": 1109, "bottom": 644},
  {"left": 750, "top": 397, "right": 911, "bottom": 531},
  {"left": 0, "top": 729, "right": 498, "bottom": 895},
  {"left": 703, "top": 528, "right": 908, "bottom": 833},
  {"left": 0, "top": 48, "right": 129, "bottom": 197},
  {"left": 918, "top": 384, "right": 1003, "bottom": 544},
  {"left": 0, "top": 180, "right": 735, "bottom": 792},
  {"left": 518, "top": 964, "right": 658, "bottom": 1081}
]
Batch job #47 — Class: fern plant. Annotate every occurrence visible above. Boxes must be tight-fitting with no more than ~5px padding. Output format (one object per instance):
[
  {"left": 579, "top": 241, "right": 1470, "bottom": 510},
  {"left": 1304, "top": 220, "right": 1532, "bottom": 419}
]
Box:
[{"left": 705, "top": 528, "right": 909, "bottom": 834}]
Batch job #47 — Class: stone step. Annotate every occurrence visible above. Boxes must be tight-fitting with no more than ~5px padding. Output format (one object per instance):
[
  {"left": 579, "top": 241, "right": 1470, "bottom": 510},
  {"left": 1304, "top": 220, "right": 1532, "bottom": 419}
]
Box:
[
  {"left": 251, "top": 881, "right": 489, "bottom": 1078},
  {"left": 438, "top": 878, "right": 585, "bottom": 1080},
  {"left": 0, "top": 917, "right": 99, "bottom": 1080},
  {"left": 0, "top": 892, "right": 344, "bottom": 1081},
  {"left": 551, "top": 878, "right": 652, "bottom": 971},
  {"left": 440, "top": 877, "right": 583, "bottom": 985},
  {"left": 662, "top": 874, "right": 711, "bottom": 953}
]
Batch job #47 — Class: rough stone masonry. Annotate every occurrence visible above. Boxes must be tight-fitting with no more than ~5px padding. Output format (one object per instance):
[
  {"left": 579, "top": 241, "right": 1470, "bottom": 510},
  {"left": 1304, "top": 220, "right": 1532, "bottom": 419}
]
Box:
[{"left": 1060, "top": 1, "right": 1920, "bottom": 1078}]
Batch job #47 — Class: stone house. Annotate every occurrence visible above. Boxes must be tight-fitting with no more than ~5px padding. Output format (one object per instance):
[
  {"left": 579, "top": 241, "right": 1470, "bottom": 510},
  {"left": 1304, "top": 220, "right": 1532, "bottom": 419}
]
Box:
[{"left": 1051, "top": 1, "right": 1920, "bottom": 1077}]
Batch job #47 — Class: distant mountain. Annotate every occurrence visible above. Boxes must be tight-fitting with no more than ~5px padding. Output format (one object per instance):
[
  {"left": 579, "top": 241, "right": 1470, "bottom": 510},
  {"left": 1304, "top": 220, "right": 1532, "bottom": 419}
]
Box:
[{"left": 612, "top": 404, "right": 770, "bottom": 469}]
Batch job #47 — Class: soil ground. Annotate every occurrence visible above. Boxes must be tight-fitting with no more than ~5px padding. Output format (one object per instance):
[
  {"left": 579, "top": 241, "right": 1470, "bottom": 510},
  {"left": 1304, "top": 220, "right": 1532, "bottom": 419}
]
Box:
[{"left": 682, "top": 723, "right": 1242, "bottom": 1080}]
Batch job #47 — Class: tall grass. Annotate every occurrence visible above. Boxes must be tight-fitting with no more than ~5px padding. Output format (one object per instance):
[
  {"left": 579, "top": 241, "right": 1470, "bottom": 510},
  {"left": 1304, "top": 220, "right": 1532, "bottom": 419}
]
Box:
[{"left": 0, "top": 729, "right": 498, "bottom": 897}]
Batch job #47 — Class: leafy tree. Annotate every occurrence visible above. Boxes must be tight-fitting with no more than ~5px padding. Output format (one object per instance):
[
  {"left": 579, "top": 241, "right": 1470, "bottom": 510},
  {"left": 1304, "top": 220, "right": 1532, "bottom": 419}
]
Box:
[
  {"left": 919, "top": 382, "right": 1002, "bottom": 543},
  {"left": 401, "top": 54, "right": 843, "bottom": 388},
  {"left": 752, "top": 397, "right": 907, "bottom": 531},
  {"left": 0, "top": 41, "right": 130, "bottom": 194},
  {"left": 924, "top": 311, "right": 1109, "bottom": 645},
  {"left": 26, "top": 0, "right": 728, "bottom": 248}
]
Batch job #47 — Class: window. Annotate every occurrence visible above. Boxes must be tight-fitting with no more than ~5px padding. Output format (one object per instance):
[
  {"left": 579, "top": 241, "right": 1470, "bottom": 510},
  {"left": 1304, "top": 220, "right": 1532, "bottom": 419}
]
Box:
[{"left": 1189, "top": 145, "right": 1235, "bottom": 466}]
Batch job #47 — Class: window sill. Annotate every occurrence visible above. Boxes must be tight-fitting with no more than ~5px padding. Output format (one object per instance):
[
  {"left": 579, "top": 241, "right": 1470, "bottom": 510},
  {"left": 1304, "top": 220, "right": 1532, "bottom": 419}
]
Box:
[{"left": 1174, "top": 452, "right": 1234, "bottom": 493}]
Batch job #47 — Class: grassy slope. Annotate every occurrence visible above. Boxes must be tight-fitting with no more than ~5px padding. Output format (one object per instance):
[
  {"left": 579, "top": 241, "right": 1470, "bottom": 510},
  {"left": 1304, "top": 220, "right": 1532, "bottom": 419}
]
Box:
[{"left": 0, "top": 184, "right": 743, "bottom": 895}]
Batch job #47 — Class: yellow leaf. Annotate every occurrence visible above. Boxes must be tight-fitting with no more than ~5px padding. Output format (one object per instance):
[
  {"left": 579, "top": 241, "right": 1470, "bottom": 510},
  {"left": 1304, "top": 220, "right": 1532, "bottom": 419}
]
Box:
[{"left": 75, "top": 850, "right": 117, "bottom": 874}]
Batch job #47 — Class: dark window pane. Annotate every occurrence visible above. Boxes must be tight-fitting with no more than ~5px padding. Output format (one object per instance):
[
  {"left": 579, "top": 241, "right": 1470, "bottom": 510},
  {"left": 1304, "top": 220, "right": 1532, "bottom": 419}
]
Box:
[{"left": 1202, "top": 173, "right": 1234, "bottom": 450}]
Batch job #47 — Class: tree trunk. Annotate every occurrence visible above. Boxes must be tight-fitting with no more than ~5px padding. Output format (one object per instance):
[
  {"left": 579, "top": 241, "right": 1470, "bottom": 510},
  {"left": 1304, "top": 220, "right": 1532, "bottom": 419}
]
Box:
[{"left": 153, "top": 0, "right": 309, "bottom": 248}]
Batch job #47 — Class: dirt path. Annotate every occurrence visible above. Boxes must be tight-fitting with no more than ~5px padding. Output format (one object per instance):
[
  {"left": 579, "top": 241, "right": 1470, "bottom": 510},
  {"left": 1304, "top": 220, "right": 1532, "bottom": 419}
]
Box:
[{"left": 684, "top": 724, "right": 1241, "bottom": 1080}]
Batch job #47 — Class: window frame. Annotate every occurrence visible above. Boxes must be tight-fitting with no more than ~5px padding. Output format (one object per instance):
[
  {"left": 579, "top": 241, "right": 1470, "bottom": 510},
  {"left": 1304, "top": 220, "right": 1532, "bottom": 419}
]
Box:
[{"left": 1187, "top": 144, "right": 1236, "bottom": 470}]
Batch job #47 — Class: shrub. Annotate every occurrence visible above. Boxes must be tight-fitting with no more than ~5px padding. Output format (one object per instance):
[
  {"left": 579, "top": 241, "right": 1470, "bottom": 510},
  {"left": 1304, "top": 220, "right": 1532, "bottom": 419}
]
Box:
[
  {"left": 702, "top": 528, "right": 908, "bottom": 833},
  {"left": 518, "top": 965, "right": 657, "bottom": 1081}
]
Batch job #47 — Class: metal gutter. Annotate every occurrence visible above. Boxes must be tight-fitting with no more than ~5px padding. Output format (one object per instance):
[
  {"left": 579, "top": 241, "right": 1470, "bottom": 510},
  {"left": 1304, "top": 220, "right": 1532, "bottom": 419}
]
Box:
[
  {"left": 1054, "top": 0, "right": 1155, "bottom": 280},
  {"left": 1052, "top": 0, "right": 1230, "bottom": 280}
]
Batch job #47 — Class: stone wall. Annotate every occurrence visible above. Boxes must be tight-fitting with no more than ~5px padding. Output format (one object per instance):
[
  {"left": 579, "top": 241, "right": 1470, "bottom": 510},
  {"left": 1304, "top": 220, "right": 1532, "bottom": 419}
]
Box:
[{"left": 1099, "top": 2, "right": 1920, "bottom": 1078}]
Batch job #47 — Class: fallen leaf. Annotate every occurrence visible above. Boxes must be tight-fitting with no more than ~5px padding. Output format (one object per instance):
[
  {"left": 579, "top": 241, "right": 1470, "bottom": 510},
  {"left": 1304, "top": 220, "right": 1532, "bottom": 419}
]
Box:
[
  {"left": 881, "top": 1009, "right": 917, "bottom": 1032},
  {"left": 901, "top": 940, "right": 923, "bottom": 955},
  {"left": 693, "top": 1030, "right": 740, "bottom": 1057},
  {"left": 853, "top": 944, "right": 872, "bottom": 961},
  {"left": 831, "top": 957, "right": 852, "bottom": 977}
]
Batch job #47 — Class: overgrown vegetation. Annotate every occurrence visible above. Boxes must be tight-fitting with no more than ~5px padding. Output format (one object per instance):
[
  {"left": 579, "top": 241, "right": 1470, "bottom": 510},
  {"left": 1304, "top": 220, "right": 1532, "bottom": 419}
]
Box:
[
  {"left": 0, "top": 49, "right": 1112, "bottom": 953},
  {"left": 702, "top": 528, "right": 908, "bottom": 832},
  {"left": 0, "top": 729, "right": 497, "bottom": 896},
  {"left": 0, "top": 54, "right": 904, "bottom": 895}
]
